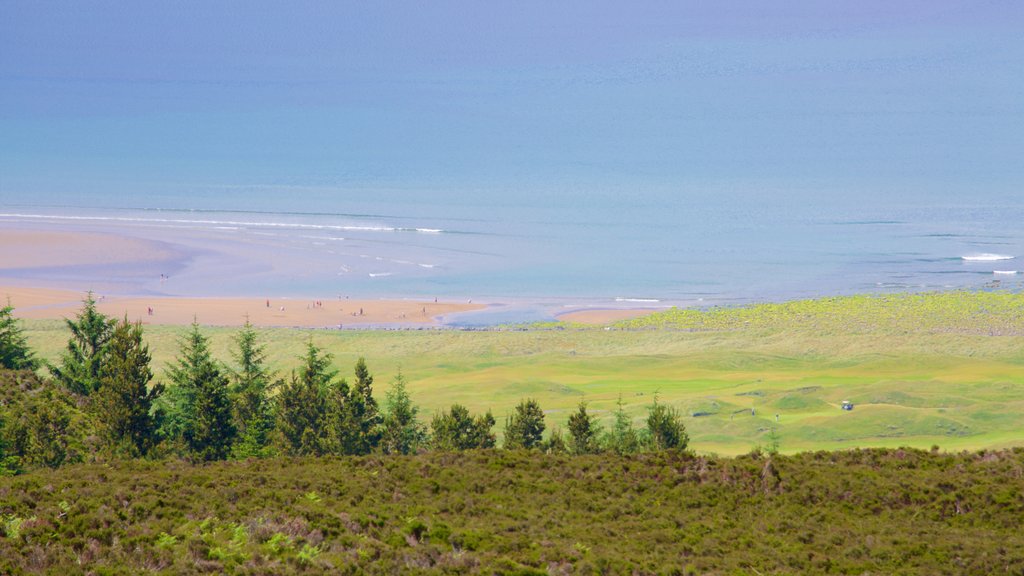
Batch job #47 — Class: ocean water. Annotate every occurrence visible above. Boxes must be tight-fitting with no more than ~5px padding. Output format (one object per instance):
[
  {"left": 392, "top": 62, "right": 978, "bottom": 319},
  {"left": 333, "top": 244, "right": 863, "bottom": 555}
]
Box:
[{"left": 2, "top": 189, "right": 1023, "bottom": 319}]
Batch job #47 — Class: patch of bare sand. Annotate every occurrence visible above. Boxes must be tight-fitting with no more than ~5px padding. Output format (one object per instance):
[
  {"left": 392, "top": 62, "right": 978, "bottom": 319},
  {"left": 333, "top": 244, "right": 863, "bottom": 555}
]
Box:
[
  {"left": 557, "top": 308, "right": 657, "bottom": 325},
  {"left": 2, "top": 286, "right": 484, "bottom": 328},
  {"left": 0, "top": 229, "right": 182, "bottom": 270}
]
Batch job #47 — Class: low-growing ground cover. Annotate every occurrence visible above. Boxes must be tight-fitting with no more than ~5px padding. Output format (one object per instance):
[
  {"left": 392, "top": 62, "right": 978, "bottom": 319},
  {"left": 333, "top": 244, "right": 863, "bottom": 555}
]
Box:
[
  {"left": 0, "top": 449, "right": 1022, "bottom": 574},
  {"left": 18, "top": 291, "right": 1024, "bottom": 454}
]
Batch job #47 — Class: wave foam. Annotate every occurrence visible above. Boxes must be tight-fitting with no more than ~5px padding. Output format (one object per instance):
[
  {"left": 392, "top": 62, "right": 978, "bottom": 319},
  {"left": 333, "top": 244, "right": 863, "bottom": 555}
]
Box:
[
  {"left": 615, "top": 297, "right": 660, "bottom": 303},
  {"left": 962, "top": 254, "right": 1015, "bottom": 261},
  {"left": 0, "top": 213, "right": 446, "bottom": 234}
]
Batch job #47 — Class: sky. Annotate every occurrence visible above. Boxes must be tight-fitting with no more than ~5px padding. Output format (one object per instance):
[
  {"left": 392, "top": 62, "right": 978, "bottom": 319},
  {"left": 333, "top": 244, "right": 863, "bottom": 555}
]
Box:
[{"left": 2, "top": 1, "right": 1022, "bottom": 207}]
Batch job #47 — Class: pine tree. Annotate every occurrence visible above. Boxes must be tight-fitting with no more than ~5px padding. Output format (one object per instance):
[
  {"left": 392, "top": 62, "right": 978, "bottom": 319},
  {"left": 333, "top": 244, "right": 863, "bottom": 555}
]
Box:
[
  {"left": 567, "top": 401, "right": 602, "bottom": 454},
  {"left": 189, "top": 361, "right": 235, "bottom": 461},
  {"left": 337, "top": 357, "right": 382, "bottom": 455},
  {"left": 164, "top": 320, "right": 234, "bottom": 460},
  {"left": 50, "top": 292, "right": 115, "bottom": 395},
  {"left": 605, "top": 394, "right": 641, "bottom": 455},
  {"left": 646, "top": 394, "right": 689, "bottom": 451},
  {"left": 94, "top": 317, "right": 162, "bottom": 457},
  {"left": 503, "top": 398, "right": 545, "bottom": 450},
  {"left": 277, "top": 342, "right": 336, "bottom": 456},
  {"left": 228, "top": 321, "right": 276, "bottom": 458},
  {"left": 0, "top": 301, "right": 38, "bottom": 370},
  {"left": 380, "top": 370, "right": 427, "bottom": 455},
  {"left": 430, "top": 404, "right": 496, "bottom": 450}
]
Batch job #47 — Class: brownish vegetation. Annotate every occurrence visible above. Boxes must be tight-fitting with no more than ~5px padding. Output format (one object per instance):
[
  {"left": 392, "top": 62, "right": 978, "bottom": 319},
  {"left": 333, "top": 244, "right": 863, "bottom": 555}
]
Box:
[{"left": 1, "top": 448, "right": 1022, "bottom": 574}]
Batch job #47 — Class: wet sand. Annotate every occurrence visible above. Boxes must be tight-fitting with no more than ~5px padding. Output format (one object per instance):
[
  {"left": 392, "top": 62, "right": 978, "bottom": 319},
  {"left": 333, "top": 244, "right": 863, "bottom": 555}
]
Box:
[
  {"left": 0, "top": 229, "right": 182, "bottom": 270},
  {"left": 0, "top": 228, "right": 657, "bottom": 327}
]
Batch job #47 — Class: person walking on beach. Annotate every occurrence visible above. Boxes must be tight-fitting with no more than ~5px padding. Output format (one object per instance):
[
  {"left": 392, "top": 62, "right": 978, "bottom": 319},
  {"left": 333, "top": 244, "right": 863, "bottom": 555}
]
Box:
[{"left": 266, "top": 299, "right": 270, "bottom": 308}]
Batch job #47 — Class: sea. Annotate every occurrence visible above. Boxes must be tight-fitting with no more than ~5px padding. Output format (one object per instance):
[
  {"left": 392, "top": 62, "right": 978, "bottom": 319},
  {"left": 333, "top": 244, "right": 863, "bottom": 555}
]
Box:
[{"left": 2, "top": 188, "right": 1023, "bottom": 325}]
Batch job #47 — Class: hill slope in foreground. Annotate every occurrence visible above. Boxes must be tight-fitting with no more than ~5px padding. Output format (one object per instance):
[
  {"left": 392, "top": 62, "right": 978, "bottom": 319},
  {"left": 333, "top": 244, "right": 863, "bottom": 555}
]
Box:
[{"left": 1, "top": 449, "right": 1022, "bottom": 574}]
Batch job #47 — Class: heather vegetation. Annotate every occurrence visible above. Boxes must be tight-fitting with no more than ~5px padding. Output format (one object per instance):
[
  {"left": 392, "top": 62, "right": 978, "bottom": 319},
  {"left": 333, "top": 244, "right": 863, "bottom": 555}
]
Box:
[{"left": 0, "top": 448, "right": 1022, "bottom": 574}]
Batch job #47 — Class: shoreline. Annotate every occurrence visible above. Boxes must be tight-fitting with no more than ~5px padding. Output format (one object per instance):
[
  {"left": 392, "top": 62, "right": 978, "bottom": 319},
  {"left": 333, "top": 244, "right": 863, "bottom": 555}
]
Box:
[
  {"left": 1, "top": 284, "right": 661, "bottom": 328},
  {"left": 0, "top": 226, "right": 669, "bottom": 327},
  {"left": 1, "top": 285, "right": 487, "bottom": 328}
]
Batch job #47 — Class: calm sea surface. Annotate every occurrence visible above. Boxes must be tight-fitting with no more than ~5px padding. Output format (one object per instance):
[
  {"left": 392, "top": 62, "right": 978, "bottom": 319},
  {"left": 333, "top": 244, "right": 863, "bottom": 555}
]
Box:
[{"left": 2, "top": 188, "right": 1023, "bottom": 321}]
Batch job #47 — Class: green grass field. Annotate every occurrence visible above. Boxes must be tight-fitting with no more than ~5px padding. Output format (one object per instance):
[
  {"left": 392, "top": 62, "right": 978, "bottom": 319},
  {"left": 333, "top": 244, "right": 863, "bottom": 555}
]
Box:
[{"left": 20, "top": 291, "right": 1024, "bottom": 455}]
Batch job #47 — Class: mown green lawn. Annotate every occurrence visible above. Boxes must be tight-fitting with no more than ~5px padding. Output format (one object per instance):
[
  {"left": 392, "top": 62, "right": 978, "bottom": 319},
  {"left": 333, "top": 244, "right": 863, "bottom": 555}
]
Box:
[{"left": 20, "top": 291, "right": 1024, "bottom": 455}]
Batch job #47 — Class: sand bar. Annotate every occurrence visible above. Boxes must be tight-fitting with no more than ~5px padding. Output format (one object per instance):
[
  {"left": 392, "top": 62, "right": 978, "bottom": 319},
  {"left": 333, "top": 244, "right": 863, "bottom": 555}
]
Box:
[
  {"left": 0, "top": 229, "right": 181, "bottom": 270},
  {"left": 556, "top": 308, "right": 657, "bottom": 325},
  {"left": 2, "top": 285, "right": 484, "bottom": 328}
]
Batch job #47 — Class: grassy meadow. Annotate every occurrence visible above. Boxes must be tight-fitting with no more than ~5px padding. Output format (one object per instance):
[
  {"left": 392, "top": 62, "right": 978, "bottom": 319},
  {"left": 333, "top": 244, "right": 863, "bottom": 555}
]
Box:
[{"left": 20, "top": 291, "right": 1024, "bottom": 455}]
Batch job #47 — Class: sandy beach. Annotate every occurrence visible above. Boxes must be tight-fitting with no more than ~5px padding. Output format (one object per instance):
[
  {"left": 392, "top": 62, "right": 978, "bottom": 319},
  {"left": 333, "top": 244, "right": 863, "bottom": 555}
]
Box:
[
  {"left": 0, "top": 226, "right": 663, "bottom": 327},
  {"left": 556, "top": 308, "right": 658, "bottom": 325},
  {"left": 0, "top": 228, "right": 485, "bottom": 326},
  {"left": 2, "top": 285, "right": 483, "bottom": 327}
]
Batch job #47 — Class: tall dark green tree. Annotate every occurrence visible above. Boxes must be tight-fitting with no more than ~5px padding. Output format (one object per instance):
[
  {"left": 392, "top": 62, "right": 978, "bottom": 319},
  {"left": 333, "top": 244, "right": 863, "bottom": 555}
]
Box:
[
  {"left": 380, "top": 370, "right": 427, "bottom": 455},
  {"left": 0, "top": 301, "right": 38, "bottom": 370},
  {"left": 503, "top": 398, "right": 546, "bottom": 450},
  {"left": 94, "top": 317, "right": 162, "bottom": 457},
  {"left": 337, "top": 357, "right": 382, "bottom": 455},
  {"left": 189, "top": 363, "right": 235, "bottom": 461},
  {"left": 567, "top": 401, "right": 602, "bottom": 455},
  {"left": 430, "top": 404, "right": 496, "bottom": 451},
  {"left": 277, "top": 342, "right": 336, "bottom": 456},
  {"left": 604, "top": 394, "right": 641, "bottom": 455},
  {"left": 164, "top": 320, "right": 234, "bottom": 460},
  {"left": 228, "top": 321, "right": 276, "bottom": 458},
  {"left": 50, "top": 292, "right": 115, "bottom": 395},
  {"left": 645, "top": 394, "right": 689, "bottom": 452}
]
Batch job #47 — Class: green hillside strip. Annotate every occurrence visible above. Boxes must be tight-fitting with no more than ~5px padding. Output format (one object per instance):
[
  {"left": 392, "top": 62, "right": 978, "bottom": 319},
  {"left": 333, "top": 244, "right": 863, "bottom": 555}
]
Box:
[
  {"left": 1, "top": 449, "right": 1021, "bottom": 574},
  {"left": 16, "top": 290, "right": 1024, "bottom": 454}
]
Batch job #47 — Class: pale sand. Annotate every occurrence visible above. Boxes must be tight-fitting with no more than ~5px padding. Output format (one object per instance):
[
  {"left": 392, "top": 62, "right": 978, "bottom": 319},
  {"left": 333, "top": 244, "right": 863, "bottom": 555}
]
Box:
[
  {"left": 0, "top": 229, "right": 181, "bottom": 269},
  {"left": 556, "top": 308, "right": 657, "bottom": 325},
  {"left": 2, "top": 285, "right": 484, "bottom": 328}
]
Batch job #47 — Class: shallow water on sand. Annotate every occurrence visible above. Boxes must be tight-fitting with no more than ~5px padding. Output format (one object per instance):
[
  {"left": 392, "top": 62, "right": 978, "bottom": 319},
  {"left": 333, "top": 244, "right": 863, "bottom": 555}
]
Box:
[{"left": 2, "top": 190, "right": 1023, "bottom": 313}]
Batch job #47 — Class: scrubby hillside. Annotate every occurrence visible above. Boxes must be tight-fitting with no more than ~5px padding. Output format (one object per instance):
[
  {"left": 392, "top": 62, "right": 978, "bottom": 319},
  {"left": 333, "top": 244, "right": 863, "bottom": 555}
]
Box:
[{"left": 1, "top": 448, "right": 1022, "bottom": 574}]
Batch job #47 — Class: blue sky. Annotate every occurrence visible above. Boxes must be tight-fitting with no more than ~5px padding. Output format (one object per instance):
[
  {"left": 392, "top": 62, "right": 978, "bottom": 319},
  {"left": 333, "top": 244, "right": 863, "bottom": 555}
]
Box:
[{"left": 2, "top": 1, "right": 1022, "bottom": 206}]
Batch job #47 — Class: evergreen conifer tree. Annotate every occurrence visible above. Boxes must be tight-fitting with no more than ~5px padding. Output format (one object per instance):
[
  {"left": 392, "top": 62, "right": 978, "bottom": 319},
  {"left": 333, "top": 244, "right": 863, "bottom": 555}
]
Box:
[
  {"left": 430, "top": 404, "right": 496, "bottom": 450},
  {"left": 567, "top": 401, "right": 602, "bottom": 454},
  {"left": 380, "top": 370, "right": 427, "bottom": 454},
  {"left": 0, "top": 301, "right": 38, "bottom": 370},
  {"left": 645, "top": 394, "right": 689, "bottom": 451},
  {"left": 164, "top": 320, "right": 234, "bottom": 460},
  {"left": 605, "top": 394, "right": 641, "bottom": 454},
  {"left": 337, "top": 357, "right": 382, "bottom": 455},
  {"left": 503, "top": 398, "right": 545, "bottom": 449},
  {"left": 277, "top": 342, "right": 336, "bottom": 456},
  {"left": 228, "top": 321, "right": 276, "bottom": 458},
  {"left": 50, "top": 292, "right": 115, "bottom": 395},
  {"left": 188, "top": 361, "right": 235, "bottom": 461},
  {"left": 94, "top": 317, "right": 162, "bottom": 457}
]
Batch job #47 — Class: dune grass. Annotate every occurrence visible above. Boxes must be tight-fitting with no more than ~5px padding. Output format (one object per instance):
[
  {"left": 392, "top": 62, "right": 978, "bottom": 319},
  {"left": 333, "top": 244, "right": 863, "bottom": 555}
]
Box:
[{"left": 19, "top": 291, "right": 1024, "bottom": 455}]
